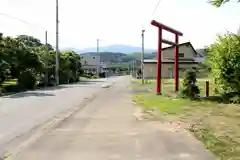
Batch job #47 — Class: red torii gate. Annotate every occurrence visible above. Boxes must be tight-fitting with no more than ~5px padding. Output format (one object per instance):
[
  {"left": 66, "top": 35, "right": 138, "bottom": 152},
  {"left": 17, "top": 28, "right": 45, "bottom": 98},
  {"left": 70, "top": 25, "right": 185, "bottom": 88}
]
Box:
[{"left": 151, "top": 20, "right": 183, "bottom": 95}]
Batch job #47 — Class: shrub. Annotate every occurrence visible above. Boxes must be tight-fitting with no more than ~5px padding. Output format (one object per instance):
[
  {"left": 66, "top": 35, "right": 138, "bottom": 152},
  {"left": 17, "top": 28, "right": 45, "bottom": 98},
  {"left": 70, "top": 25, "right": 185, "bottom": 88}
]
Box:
[
  {"left": 59, "top": 71, "right": 70, "bottom": 84},
  {"left": 0, "top": 88, "right": 4, "bottom": 96},
  {"left": 69, "top": 76, "right": 76, "bottom": 83},
  {"left": 3, "top": 85, "right": 24, "bottom": 93},
  {"left": 83, "top": 74, "right": 92, "bottom": 79},
  {"left": 180, "top": 69, "right": 200, "bottom": 100},
  {"left": 206, "top": 33, "right": 240, "bottom": 100},
  {"left": 99, "top": 72, "right": 106, "bottom": 78},
  {"left": 18, "top": 70, "right": 37, "bottom": 89},
  {"left": 91, "top": 75, "right": 98, "bottom": 79},
  {"left": 0, "top": 60, "right": 10, "bottom": 85}
]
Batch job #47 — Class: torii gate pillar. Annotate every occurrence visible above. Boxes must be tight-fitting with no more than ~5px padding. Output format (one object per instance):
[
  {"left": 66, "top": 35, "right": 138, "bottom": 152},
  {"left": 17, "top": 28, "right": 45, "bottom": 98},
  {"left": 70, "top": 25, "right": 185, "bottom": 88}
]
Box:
[{"left": 151, "top": 20, "right": 183, "bottom": 95}]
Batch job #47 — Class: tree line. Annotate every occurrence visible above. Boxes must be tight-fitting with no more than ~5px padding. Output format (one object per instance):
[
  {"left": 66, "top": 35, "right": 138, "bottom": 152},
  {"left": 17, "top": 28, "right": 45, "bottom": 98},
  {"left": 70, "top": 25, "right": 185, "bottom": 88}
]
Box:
[
  {"left": 180, "top": 0, "right": 240, "bottom": 101},
  {"left": 205, "top": 33, "right": 240, "bottom": 102},
  {"left": 0, "top": 34, "right": 83, "bottom": 94},
  {"left": 209, "top": 0, "right": 239, "bottom": 7},
  {"left": 181, "top": 33, "right": 240, "bottom": 103}
]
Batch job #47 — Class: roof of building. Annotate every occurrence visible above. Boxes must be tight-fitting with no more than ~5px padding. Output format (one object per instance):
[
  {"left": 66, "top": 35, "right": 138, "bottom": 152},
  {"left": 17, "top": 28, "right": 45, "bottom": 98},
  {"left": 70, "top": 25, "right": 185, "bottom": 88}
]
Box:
[
  {"left": 152, "top": 42, "right": 201, "bottom": 57},
  {"left": 142, "top": 59, "right": 199, "bottom": 64},
  {"left": 156, "top": 42, "right": 199, "bottom": 56}
]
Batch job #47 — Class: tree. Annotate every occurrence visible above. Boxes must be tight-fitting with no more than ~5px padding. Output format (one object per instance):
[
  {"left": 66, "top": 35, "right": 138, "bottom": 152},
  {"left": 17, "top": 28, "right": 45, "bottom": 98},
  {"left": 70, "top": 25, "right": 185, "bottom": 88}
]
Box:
[
  {"left": 0, "top": 33, "right": 83, "bottom": 93},
  {"left": 0, "top": 60, "right": 10, "bottom": 85},
  {"left": 59, "top": 51, "right": 82, "bottom": 84},
  {"left": 0, "top": 36, "right": 43, "bottom": 79},
  {"left": 16, "top": 35, "right": 56, "bottom": 86},
  {"left": 38, "top": 49, "right": 56, "bottom": 86},
  {"left": 180, "top": 69, "right": 200, "bottom": 100},
  {"left": 18, "top": 69, "right": 37, "bottom": 89},
  {"left": 209, "top": 0, "right": 240, "bottom": 7},
  {"left": 0, "top": 37, "right": 10, "bottom": 85},
  {"left": 16, "top": 35, "right": 42, "bottom": 47},
  {"left": 206, "top": 33, "right": 240, "bottom": 99},
  {"left": 1, "top": 36, "right": 22, "bottom": 78},
  {"left": 66, "top": 51, "right": 82, "bottom": 82},
  {"left": 0, "top": 60, "right": 9, "bottom": 95},
  {"left": 16, "top": 35, "right": 44, "bottom": 72}
]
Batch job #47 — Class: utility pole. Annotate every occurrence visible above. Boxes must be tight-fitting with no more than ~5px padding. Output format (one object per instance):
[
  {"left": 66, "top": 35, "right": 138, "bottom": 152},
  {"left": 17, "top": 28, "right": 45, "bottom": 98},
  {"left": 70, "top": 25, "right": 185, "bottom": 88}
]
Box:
[
  {"left": 237, "top": 23, "right": 240, "bottom": 35},
  {"left": 97, "top": 39, "right": 99, "bottom": 53},
  {"left": 45, "top": 31, "right": 49, "bottom": 87},
  {"left": 133, "top": 60, "right": 135, "bottom": 78},
  {"left": 96, "top": 39, "right": 100, "bottom": 77},
  {"left": 128, "top": 64, "right": 130, "bottom": 75},
  {"left": 132, "top": 60, "right": 134, "bottom": 77},
  {"left": 141, "top": 29, "right": 145, "bottom": 84},
  {"left": 131, "top": 61, "right": 133, "bottom": 77},
  {"left": 55, "top": 0, "right": 59, "bottom": 86},
  {"left": 45, "top": 31, "right": 48, "bottom": 45}
]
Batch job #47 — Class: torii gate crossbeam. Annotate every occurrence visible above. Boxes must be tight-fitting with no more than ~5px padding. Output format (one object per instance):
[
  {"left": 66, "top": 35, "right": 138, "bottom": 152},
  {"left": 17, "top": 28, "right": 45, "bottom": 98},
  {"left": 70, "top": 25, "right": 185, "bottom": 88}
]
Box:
[{"left": 151, "top": 20, "right": 183, "bottom": 95}]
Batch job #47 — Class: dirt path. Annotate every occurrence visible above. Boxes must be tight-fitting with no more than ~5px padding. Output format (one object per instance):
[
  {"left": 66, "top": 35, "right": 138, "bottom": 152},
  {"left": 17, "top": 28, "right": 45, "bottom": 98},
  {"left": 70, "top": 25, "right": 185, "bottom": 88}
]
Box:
[{"left": 9, "top": 76, "right": 215, "bottom": 160}]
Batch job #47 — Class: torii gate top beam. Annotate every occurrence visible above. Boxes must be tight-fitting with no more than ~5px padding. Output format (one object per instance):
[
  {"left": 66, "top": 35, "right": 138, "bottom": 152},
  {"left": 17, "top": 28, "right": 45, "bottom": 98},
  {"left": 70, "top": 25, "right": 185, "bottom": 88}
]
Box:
[{"left": 151, "top": 20, "right": 183, "bottom": 36}]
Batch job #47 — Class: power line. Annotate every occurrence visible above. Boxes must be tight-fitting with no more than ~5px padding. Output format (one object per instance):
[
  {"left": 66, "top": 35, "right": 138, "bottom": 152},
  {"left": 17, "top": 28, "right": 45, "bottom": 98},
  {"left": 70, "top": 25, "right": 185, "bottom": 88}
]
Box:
[
  {"left": 151, "top": 0, "right": 162, "bottom": 18},
  {"left": 142, "top": 0, "right": 163, "bottom": 31},
  {"left": 0, "top": 12, "right": 76, "bottom": 48},
  {"left": 0, "top": 12, "right": 51, "bottom": 48},
  {"left": 139, "top": 0, "right": 162, "bottom": 82},
  {"left": 0, "top": 13, "right": 46, "bottom": 31}
]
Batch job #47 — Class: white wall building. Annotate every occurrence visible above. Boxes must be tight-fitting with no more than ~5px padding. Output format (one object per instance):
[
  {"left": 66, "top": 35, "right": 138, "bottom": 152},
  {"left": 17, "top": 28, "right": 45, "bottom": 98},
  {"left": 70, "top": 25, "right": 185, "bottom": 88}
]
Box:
[
  {"left": 81, "top": 55, "right": 101, "bottom": 75},
  {"left": 81, "top": 54, "right": 112, "bottom": 76}
]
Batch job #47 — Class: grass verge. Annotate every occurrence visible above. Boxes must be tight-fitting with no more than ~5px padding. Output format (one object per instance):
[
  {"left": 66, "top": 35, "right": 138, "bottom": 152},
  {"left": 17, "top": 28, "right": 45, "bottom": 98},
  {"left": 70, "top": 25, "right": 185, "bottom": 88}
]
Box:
[{"left": 132, "top": 78, "right": 240, "bottom": 160}]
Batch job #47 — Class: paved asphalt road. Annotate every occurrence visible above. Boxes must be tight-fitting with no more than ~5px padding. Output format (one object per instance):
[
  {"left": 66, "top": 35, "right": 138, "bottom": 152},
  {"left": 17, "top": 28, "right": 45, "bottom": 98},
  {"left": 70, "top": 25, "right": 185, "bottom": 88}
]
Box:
[
  {"left": 0, "top": 76, "right": 121, "bottom": 152},
  {"left": 10, "top": 76, "right": 215, "bottom": 160}
]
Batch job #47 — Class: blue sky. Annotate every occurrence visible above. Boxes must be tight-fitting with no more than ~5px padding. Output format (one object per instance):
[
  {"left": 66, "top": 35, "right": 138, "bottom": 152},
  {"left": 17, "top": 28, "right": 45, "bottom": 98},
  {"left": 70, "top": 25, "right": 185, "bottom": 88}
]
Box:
[{"left": 0, "top": 0, "right": 239, "bottom": 49}]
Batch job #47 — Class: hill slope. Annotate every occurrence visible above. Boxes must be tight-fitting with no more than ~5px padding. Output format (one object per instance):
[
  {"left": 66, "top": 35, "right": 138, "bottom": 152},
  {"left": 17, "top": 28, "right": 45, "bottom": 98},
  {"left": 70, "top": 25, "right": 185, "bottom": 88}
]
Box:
[
  {"left": 83, "top": 52, "right": 125, "bottom": 63},
  {"left": 64, "top": 44, "right": 156, "bottom": 54},
  {"left": 82, "top": 52, "right": 156, "bottom": 64}
]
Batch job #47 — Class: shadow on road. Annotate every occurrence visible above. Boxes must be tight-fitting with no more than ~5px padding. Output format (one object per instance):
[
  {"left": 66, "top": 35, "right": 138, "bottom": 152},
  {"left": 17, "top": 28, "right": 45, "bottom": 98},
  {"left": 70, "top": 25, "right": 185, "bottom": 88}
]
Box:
[
  {"left": 4, "top": 92, "right": 55, "bottom": 99},
  {"left": 1, "top": 80, "right": 106, "bottom": 99},
  {"left": 78, "top": 80, "right": 105, "bottom": 83},
  {"left": 38, "top": 80, "right": 106, "bottom": 91},
  {"left": 37, "top": 85, "right": 72, "bottom": 91}
]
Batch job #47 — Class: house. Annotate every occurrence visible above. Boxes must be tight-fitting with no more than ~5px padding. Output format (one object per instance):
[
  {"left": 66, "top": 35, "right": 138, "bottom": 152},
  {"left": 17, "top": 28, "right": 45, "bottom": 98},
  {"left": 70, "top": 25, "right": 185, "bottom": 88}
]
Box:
[
  {"left": 81, "top": 55, "right": 101, "bottom": 75},
  {"left": 81, "top": 54, "right": 112, "bottom": 76},
  {"left": 142, "top": 42, "right": 202, "bottom": 79}
]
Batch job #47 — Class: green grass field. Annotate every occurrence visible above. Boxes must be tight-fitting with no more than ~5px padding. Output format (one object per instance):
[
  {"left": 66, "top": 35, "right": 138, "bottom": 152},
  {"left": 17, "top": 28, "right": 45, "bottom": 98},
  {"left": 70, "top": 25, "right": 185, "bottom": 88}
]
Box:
[{"left": 132, "top": 78, "right": 240, "bottom": 160}]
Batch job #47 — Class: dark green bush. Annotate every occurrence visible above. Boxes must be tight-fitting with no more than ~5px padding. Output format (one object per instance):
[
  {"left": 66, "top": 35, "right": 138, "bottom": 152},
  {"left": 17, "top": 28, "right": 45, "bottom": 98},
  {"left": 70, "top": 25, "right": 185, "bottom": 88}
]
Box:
[
  {"left": 207, "top": 34, "right": 240, "bottom": 97},
  {"left": 18, "top": 70, "right": 37, "bottom": 89},
  {"left": 59, "top": 71, "right": 70, "bottom": 84},
  {"left": 0, "top": 87, "right": 4, "bottom": 96},
  {"left": 99, "top": 72, "right": 106, "bottom": 78},
  {"left": 69, "top": 76, "right": 76, "bottom": 83},
  {"left": 91, "top": 75, "right": 98, "bottom": 79},
  {"left": 0, "top": 60, "right": 10, "bottom": 84},
  {"left": 82, "top": 74, "right": 92, "bottom": 78},
  {"left": 180, "top": 69, "right": 200, "bottom": 100},
  {"left": 3, "top": 85, "right": 24, "bottom": 93}
]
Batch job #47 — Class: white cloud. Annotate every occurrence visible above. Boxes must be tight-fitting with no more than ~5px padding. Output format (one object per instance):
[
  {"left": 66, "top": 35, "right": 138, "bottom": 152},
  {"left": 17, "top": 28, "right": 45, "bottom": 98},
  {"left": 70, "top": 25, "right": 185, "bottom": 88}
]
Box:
[{"left": 0, "top": 0, "right": 239, "bottom": 49}]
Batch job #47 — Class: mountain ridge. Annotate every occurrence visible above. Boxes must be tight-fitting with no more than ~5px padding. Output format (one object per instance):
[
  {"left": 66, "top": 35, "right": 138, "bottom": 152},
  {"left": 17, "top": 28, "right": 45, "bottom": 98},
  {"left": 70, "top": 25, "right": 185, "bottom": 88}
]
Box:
[
  {"left": 62, "top": 44, "right": 156, "bottom": 54},
  {"left": 81, "top": 51, "right": 157, "bottom": 64}
]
